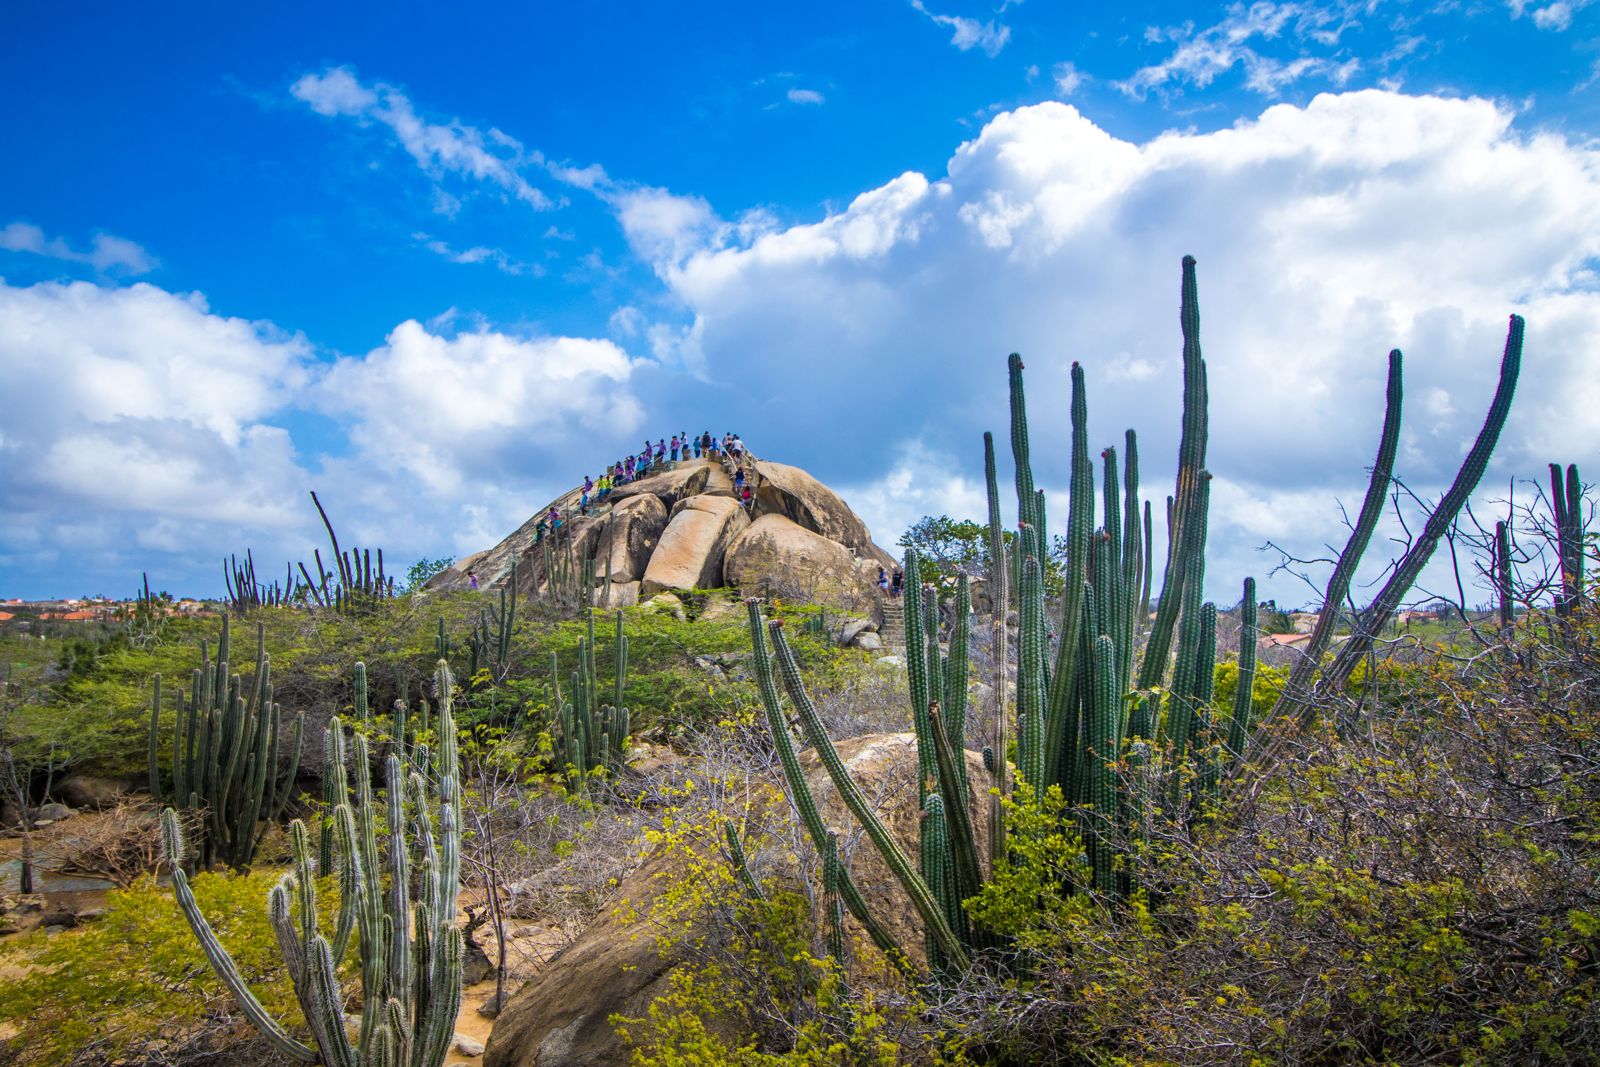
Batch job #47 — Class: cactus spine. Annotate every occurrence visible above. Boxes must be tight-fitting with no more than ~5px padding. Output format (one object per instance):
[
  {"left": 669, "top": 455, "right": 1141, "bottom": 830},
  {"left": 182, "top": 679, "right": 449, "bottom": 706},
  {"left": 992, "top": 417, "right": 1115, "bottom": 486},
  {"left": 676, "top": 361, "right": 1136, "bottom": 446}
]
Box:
[
  {"left": 162, "top": 658, "right": 463, "bottom": 1066},
  {"left": 148, "top": 616, "right": 304, "bottom": 870}
]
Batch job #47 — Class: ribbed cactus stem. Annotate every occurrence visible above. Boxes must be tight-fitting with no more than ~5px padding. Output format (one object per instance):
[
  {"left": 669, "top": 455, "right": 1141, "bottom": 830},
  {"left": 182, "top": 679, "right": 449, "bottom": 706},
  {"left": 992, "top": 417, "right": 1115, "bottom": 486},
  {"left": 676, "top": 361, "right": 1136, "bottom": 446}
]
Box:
[
  {"left": 1315, "top": 317, "right": 1522, "bottom": 705},
  {"left": 1016, "top": 556, "right": 1047, "bottom": 792},
  {"left": 744, "top": 601, "right": 911, "bottom": 972},
  {"left": 767, "top": 619, "right": 970, "bottom": 970},
  {"left": 1139, "top": 255, "right": 1209, "bottom": 693},
  {"left": 1045, "top": 362, "right": 1094, "bottom": 792},
  {"left": 982, "top": 432, "right": 1011, "bottom": 867},
  {"left": 1227, "top": 578, "right": 1258, "bottom": 764},
  {"left": 1495, "top": 521, "right": 1514, "bottom": 631},
  {"left": 1271, "top": 350, "right": 1402, "bottom": 731}
]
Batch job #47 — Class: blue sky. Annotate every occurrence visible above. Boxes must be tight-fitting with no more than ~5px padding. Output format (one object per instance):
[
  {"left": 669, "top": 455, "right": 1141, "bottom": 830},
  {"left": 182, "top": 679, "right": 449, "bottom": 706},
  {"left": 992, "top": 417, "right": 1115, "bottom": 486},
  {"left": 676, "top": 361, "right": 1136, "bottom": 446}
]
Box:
[{"left": 3, "top": 1, "right": 1599, "bottom": 603}]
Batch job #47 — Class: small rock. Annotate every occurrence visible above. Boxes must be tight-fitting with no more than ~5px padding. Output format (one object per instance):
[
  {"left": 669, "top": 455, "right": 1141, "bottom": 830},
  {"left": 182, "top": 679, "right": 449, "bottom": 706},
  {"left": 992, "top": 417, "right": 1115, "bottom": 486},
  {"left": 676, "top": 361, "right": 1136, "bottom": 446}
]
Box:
[
  {"left": 454, "top": 1033, "right": 486, "bottom": 1056},
  {"left": 34, "top": 802, "right": 73, "bottom": 822},
  {"left": 875, "top": 655, "right": 903, "bottom": 668},
  {"left": 839, "top": 618, "right": 878, "bottom": 646},
  {"left": 56, "top": 774, "right": 128, "bottom": 810},
  {"left": 853, "top": 631, "right": 884, "bottom": 652},
  {"left": 476, "top": 992, "right": 505, "bottom": 1018}
]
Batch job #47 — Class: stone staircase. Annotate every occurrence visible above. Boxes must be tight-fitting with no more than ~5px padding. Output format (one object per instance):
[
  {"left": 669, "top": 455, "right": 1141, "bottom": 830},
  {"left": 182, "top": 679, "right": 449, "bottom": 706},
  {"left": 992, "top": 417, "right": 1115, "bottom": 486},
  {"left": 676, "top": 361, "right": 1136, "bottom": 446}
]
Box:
[{"left": 879, "top": 597, "right": 905, "bottom": 648}]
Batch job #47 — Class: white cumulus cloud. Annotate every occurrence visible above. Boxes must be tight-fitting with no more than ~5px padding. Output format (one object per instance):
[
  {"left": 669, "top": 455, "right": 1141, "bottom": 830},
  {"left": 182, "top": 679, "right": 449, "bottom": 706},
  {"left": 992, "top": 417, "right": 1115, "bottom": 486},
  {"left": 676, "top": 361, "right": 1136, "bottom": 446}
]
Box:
[{"left": 610, "top": 89, "right": 1600, "bottom": 602}]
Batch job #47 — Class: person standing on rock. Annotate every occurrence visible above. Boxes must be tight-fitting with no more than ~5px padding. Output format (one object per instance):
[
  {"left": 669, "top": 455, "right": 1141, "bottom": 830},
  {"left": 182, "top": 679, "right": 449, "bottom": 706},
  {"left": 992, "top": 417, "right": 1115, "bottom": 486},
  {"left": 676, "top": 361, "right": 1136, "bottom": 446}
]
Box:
[
  {"left": 733, "top": 467, "right": 745, "bottom": 492},
  {"left": 740, "top": 484, "right": 753, "bottom": 510},
  {"left": 892, "top": 570, "right": 904, "bottom": 597},
  {"left": 703, "top": 430, "right": 715, "bottom": 457},
  {"left": 468, "top": 570, "right": 480, "bottom": 590},
  {"left": 670, "top": 435, "right": 680, "bottom": 461},
  {"left": 878, "top": 567, "right": 889, "bottom": 595}
]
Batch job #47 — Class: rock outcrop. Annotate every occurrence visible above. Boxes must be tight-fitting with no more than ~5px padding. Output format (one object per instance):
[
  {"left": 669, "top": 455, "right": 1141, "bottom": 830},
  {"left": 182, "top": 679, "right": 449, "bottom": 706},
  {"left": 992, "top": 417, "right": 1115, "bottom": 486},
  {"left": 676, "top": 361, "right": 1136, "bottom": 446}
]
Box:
[
  {"left": 483, "top": 733, "right": 988, "bottom": 1067},
  {"left": 641, "top": 496, "right": 751, "bottom": 595},
  {"left": 430, "top": 454, "right": 895, "bottom": 608}
]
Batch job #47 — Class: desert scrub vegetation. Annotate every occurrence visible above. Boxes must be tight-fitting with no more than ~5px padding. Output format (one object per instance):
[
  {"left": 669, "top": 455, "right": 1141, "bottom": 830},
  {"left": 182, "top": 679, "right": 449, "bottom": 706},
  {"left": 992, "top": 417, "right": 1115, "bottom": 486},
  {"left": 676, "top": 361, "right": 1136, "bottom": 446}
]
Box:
[{"left": 0, "top": 869, "right": 343, "bottom": 1066}]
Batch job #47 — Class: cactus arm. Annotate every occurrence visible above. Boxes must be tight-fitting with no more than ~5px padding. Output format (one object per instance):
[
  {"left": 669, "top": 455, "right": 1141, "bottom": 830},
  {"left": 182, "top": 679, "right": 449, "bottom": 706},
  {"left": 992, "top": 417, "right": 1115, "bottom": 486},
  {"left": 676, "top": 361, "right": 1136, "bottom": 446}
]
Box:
[
  {"left": 1139, "top": 256, "right": 1209, "bottom": 692},
  {"left": 1016, "top": 556, "right": 1047, "bottom": 791},
  {"left": 160, "top": 809, "right": 319, "bottom": 1063},
  {"left": 1270, "top": 349, "right": 1403, "bottom": 730},
  {"left": 928, "top": 706, "right": 984, "bottom": 933},
  {"left": 1315, "top": 317, "right": 1522, "bottom": 704},
  {"left": 744, "top": 601, "right": 911, "bottom": 971},
  {"left": 1045, "top": 363, "right": 1093, "bottom": 788},
  {"left": 982, "top": 432, "right": 1010, "bottom": 867},
  {"left": 767, "top": 619, "right": 970, "bottom": 969}
]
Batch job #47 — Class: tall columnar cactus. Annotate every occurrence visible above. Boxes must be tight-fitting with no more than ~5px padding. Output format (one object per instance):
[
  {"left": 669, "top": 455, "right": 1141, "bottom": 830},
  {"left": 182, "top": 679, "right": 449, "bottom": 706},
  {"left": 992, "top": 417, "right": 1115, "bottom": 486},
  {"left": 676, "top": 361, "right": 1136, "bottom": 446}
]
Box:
[
  {"left": 1495, "top": 521, "right": 1515, "bottom": 631},
  {"left": 148, "top": 616, "right": 304, "bottom": 871},
  {"left": 161, "top": 658, "right": 463, "bottom": 1067},
  {"left": 549, "top": 609, "right": 630, "bottom": 792},
  {"left": 982, "top": 432, "right": 1010, "bottom": 867},
  {"left": 469, "top": 562, "right": 519, "bottom": 683},
  {"left": 1551, "top": 462, "right": 1586, "bottom": 617},
  {"left": 741, "top": 256, "right": 1522, "bottom": 975},
  {"left": 744, "top": 600, "right": 911, "bottom": 972},
  {"left": 1310, "top": 317, "right": 1523, "bottom": 707},
  {"left": 1226, "top": 578, "right": 1259, "bottom": 764},
  {"left": 1271, "top": 350, "right": 1403, "bottom": 730}
]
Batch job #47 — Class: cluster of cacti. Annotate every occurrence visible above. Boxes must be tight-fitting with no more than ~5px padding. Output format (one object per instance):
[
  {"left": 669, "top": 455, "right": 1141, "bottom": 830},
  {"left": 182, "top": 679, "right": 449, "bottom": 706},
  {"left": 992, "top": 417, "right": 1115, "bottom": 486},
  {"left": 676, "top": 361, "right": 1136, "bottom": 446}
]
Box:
[
  {"left": 148, "top": 615, "right": 304, "bottom": 871},
  {"left": 222, "top": 492, "right": 394, "bottom": 614},
  {"left": 162, "top": 658, "right": 464, "bottom": 1067},
  {"left": 549, "top": 609, "right": 631, "bottom": 792},
  {"left": 743, "top": 255, "right": 1517, "bottom": 977},
  {"left": 468, "top": 560, "right": 518, "bottom": 683},
  {"left": 1551, "top": 462, "right": 1586, "bottom": 617},
  {"left": 225, "top": 549, "right": 297, "bottom": 611},
  {"left": 301, "top": 490, "right": 395, "bottom": 612},
  {"left": 539, "top": 532, "right": 591, "bottom": 613}
]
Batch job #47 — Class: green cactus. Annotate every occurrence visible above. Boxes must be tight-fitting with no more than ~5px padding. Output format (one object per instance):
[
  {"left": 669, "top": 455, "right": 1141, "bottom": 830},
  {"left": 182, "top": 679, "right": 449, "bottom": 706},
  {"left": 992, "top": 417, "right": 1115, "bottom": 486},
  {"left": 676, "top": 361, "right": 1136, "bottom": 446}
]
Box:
[
  {"left": 722, "top": 820, "right": 768, "bottom": 902},
  {"left": 161, "top": 658, "right": 463, "bottom": 1066},
  {"left": 1552, "top": 462, "right": 1586, "bottom": 617},
  {"left": 744, "top": 599, "right": 912, "bottom": 972},
  {"left": 1312, "top": 318, "right": 1523, "bottom": 709},
  {"left": 1226, "top": 578, "right": 1259, "bottom": 764},
  {"left": 549, "top": 609, "right": 630, "bottom": 792},
  {"left": 1495, "top": 522, "right": 1514, "bottom": 631},
  {"left": 148, "top": 616, "right": 304, "bottom": 871},
  {"left": 1271, "top": 350, "right": 1403, "bottom": 731}
]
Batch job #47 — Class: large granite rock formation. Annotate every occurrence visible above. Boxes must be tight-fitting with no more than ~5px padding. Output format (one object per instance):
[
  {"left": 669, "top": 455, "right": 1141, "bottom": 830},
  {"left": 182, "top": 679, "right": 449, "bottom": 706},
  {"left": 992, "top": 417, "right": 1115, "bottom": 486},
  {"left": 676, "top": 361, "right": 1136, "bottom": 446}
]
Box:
[{"left": 430, "top": 456, "right": 894, "bottom": 606}]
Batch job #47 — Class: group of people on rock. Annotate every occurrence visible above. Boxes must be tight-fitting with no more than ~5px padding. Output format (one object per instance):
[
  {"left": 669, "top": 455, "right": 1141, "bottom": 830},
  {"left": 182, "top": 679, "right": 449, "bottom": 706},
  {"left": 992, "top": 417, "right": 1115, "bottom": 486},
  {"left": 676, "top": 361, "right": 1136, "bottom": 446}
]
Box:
[{"left": 534, "top": 430, "right": 757, "bottom": 545}]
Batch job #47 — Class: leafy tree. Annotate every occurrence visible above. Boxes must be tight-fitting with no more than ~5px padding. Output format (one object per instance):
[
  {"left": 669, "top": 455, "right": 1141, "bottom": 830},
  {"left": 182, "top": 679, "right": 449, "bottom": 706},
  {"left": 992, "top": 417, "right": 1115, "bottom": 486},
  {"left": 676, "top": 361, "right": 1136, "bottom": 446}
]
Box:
[
  {"left": 404, "top": 555, "right": 455, "bottom": 592},
  {"left": 897, "top": 515, "right": 1001, "bottom": 583}
]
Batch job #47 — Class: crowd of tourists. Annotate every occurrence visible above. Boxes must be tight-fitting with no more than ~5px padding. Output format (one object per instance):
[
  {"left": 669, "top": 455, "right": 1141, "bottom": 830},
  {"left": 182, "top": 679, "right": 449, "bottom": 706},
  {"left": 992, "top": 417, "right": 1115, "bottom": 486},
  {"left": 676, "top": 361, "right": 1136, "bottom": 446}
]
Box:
[{"left": 532, "top": 431, "right": 755, "bottom": 546}]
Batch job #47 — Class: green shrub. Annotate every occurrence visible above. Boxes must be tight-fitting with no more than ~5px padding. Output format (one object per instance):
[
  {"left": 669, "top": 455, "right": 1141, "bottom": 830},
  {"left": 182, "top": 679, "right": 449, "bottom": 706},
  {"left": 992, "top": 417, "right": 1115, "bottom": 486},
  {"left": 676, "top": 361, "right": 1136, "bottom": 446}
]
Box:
[{"left": 0, "top": 871, "right": 339, "bottom": 1066}]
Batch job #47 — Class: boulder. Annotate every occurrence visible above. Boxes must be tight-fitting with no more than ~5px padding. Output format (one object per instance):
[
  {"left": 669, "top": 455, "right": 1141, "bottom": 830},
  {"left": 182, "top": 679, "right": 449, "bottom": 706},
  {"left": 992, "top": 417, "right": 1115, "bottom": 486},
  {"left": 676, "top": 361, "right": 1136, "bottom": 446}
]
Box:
[
  {"left": 749, "top": 461, "right": 889, "bottom": 561},
  {"left": 602, "top": 580, "right": 642, "bottom": 608},
  {"left": 640, "top": 497, "right": 750, "bottom": 595},
  {"left": 839, "top": 617, "right": 878, "bottom": 647},
  {"left": 592, "top": 495, "right": 668, "bottom": 583},
  {"left": 723, "top": 514, "right": 876, "bottom": 609},
  {"left": 34, "top": 802, "right": 73, "bottom": 823},
  {"left": 607, "top": 460, "right": 713, "bottom": 509},
  {"left": 484, "top": 734, "right": 986, "bottom": 1067},
  {"left": 854, "top": 631, "right": 884, "bottom": 652},
  {"left": 455, "top": 1034, "right": 487, "bottom": 1057},
  {"left": 55, "top": 774, "right": 129, "bottom": 810}
]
